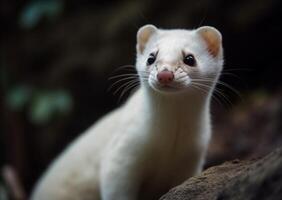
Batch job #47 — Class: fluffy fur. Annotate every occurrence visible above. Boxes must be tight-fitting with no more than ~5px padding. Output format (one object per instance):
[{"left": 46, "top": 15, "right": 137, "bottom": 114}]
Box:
[{"left": 31, "top": 24, "right": 223, "bottom": 200}]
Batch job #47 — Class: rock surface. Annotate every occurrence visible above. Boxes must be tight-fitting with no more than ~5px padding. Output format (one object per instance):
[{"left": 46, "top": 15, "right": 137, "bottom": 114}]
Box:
[{"left": 160, "top": 148, "right": 282, "bottom": 200}]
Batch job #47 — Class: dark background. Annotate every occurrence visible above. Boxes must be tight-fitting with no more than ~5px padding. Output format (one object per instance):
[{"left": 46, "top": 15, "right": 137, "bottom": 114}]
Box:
[{"left": 1, "top": 0, "right": 282, "bottom": 198}]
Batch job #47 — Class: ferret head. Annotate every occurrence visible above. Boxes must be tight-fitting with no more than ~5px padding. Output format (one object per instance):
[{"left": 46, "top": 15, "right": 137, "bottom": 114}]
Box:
[{"left": 136, "top": 24, "right": 223, "bottom": 95}]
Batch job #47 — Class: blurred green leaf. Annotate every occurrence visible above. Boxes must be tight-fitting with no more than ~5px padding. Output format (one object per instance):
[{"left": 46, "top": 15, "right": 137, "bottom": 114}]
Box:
[
  {"left": 6, "top": 86, "right": 32, "bottom": 110},
  {"left": 5, "top": 83, "right": 73, "bottom": 124},
  {"left": 29, "top": 93, "right": 55, "bottom": 125},
  {"left": 19, "top": 0, "right": 64, "bottom": 29},
  {"left": 52, "top": 90, "right": 73, "bottom": 113},
  {"left": 0, "top": 183, "right": 8, "bottom": 200},
  {"left": 29, "top": 90, "right": 73, "bottom": 125}
]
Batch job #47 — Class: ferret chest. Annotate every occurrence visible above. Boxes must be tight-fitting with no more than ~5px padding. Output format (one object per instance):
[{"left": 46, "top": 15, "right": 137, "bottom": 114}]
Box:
[{"left": 139, "top": 137, "right": 201, "bottom": 200}]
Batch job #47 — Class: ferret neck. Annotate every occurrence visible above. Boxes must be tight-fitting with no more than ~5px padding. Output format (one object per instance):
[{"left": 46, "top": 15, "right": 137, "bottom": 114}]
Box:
[
  {"left": 143, "top": 87, "right": 210, "bottom": 115},
  {"left": 138, "top": 86, "right": 211, "bottom": 140}
]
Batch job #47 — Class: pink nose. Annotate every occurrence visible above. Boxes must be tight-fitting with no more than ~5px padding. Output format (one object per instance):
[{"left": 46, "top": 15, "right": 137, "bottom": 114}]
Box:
[{"left": 157, "top": 70, "right": 174, "bottom": 84}]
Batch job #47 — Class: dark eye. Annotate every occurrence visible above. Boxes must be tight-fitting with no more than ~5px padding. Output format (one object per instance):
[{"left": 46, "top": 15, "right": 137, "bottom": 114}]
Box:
[
  {"left": 183, "top": 54, "right": 196, "bottom": 66},
  {"left": 147, "top": 53, "right": 156, "bottom": 65}
]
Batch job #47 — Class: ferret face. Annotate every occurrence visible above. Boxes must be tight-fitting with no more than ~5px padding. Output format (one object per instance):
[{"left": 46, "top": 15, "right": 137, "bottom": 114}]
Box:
[{"left": 136, "top": 25, "right": 224, "bottom": 94}]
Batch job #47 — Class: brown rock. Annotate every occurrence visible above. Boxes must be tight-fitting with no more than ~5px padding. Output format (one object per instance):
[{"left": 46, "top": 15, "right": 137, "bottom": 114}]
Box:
[{"left": 160, "top": 148, "right": 282, "bottom": 200}]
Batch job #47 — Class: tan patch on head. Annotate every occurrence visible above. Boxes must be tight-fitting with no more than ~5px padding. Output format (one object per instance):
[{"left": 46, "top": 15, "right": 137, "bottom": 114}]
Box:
[
  {"left": 196, "top": 26, "right": 222, "bottom": 58},
  {"left": 137, "top": 25, "right": 158, "bottom": 54}
]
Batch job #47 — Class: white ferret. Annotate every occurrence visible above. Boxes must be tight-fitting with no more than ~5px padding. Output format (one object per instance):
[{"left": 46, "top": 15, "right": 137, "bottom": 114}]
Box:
[{"left": 31, "top": 24, "right": 223, "bottom": 200}]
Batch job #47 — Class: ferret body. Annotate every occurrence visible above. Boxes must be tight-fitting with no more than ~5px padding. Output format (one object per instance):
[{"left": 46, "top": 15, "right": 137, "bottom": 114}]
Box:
[{"left": 31, "top": 24, "right": 223, "bottom": 200}]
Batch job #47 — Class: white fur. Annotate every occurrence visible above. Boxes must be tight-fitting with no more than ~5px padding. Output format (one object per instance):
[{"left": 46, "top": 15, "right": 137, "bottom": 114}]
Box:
[{"left": 31, "top": 25, "right": 223, "bottom": 200}]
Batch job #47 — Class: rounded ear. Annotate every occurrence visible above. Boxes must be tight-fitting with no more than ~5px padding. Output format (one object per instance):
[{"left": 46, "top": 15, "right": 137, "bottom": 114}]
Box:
[
  {"left": 137, "top": 24, "right": 158, "bottom": 54},
  {"left": 196, "top": 26, "right": 222, "bottom": 58}
]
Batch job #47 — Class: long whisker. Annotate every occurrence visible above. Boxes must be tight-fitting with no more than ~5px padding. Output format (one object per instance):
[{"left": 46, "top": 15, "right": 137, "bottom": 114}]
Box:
[
  {"left": 118, "top": 81, "right": 140, "bottom": 103},
  {"left": 120, "top": 83, "right": 140, "bottom": 103},
  {"left": 109, "top": 73, "right": 140, "bottom": 80},
  {"left": 120, "top": 81, "right": 139, "bottom": 98},
  {"left": 222, "top": 67, "right": 252, "bottom": 72},
  {"left": 220, "top": 72, "right": 241, "bottom": 79},
  {"left": 192, "top": 78, "right": 242, "bottom": 102},
  {"left": 111, "top": 65, "right": 135, "bottom": 73},
  {"left": 190, "top": 83, "right": 223, "bottom": 106},
  {"left": 192, "top": 81, "right": 233, "bottom": 108},
  {"left": 108, "top": 76, "right": 138, "bottom": 92},
  {"left": 191, "top": 82, "right": 223, "bottom": 107},
  {"left": 216, "top": 81, "right": 243, "bottom": 101},
  {"left": 113, "top": 79, "right": 139, "bottom": 95}
]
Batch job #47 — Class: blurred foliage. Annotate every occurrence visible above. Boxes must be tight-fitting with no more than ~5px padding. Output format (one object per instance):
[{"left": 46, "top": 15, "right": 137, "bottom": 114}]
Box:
[
  {"left": 19, "top": 0, "right": 64, "bottom": 29},
  {"left": 6, "top": 86, "right": 32, "bottom": 110},
  {"left": 0, "top": 182, "right": 8, "bottom": 200},
  {"left": 29, "top": 90, "right": 72, "bottom": 125},
  {"left": 6, "top": 86, "right": 73, "bottom": 125}
]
